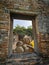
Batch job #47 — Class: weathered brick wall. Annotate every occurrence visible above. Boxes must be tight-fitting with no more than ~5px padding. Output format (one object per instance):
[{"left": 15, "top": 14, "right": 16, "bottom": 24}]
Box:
[
  {"left": 0, "top": 0, "right": 49, "bottom": 57},
  {"left": 36, "top": 0, "right": 49, "bottom": 56},
  {"left": 0, "top": 8, "right": 10, "bottom": 57}
]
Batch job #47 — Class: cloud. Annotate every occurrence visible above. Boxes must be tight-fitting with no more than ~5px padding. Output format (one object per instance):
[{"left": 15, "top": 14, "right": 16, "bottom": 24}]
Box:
[{"left": 13, "top": 19, "right": 32, "bottom": 29}]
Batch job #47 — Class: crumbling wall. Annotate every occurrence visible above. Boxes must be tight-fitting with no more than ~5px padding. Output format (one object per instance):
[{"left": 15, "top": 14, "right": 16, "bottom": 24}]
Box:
[
  {"left": 0, "top": 6, "right": 10, "bottom": 57},
  {"left": 0, "top": 0, "right": 49, "bottom": 57},
  {"left": 36, "top": 0, "right": 49, "bottom": 57}
]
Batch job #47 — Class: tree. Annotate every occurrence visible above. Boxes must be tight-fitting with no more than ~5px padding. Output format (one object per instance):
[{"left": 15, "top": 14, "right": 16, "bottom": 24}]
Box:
[
  {"left": 13, "top": 25, "right": 34, "bottom": 39},
  {"left": 26, "top": 26, "right": 34, "bottom": 39},
  {"left": 13, "top": 25, "right": 26, "bottom": 36}
]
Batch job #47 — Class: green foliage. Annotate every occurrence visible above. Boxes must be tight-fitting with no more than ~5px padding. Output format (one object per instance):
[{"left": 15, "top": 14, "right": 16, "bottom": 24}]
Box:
[
  {"left": 13, "top": 25, "right": 26, "bottom": 35},
  {"left": 13, "top": 25, "right": 34, "bottom": 39}
]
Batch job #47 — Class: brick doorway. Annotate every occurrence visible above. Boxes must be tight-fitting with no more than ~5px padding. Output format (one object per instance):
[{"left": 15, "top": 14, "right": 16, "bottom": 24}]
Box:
[{"left": 8, "top": 11, "right": 38, "bottom": 56}]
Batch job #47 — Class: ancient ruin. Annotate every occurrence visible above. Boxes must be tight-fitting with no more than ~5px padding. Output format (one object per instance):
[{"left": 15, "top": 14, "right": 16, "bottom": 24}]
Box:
[{"left": 0, "top": 0, "right": 49, "bottom": 65}]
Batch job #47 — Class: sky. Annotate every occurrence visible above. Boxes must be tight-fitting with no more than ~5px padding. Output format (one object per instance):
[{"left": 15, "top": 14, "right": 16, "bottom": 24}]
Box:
[{"left": 13, "top": 19, "right": 32, "bottom": 29}]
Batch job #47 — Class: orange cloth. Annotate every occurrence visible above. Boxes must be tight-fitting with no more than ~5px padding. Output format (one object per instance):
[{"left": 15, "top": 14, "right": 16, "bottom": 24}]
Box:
[{"left": 30, "top": 40, "right": 34, "bottom": 48}]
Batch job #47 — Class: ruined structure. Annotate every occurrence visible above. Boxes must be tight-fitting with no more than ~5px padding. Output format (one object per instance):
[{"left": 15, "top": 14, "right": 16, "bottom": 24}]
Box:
[{"left": 0, "top": 0, "right": 49, "bottom": 58}]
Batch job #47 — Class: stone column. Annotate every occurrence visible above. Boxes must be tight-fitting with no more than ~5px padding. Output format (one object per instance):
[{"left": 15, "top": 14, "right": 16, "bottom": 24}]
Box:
[
  {"left": 8, "top": 17, "right": 13, "bottom": 57},
  {"left": 32, "top": 18, "right": 39, "bottom": 54}
]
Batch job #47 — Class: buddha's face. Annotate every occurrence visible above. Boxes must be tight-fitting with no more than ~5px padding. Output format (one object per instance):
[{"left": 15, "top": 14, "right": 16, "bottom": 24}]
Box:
[
  {"left": 26, "top": 38, "right": 29, "bottom": 44},
  {"left": 24, "top": 38, "right": 30, "bottom": 44}
]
